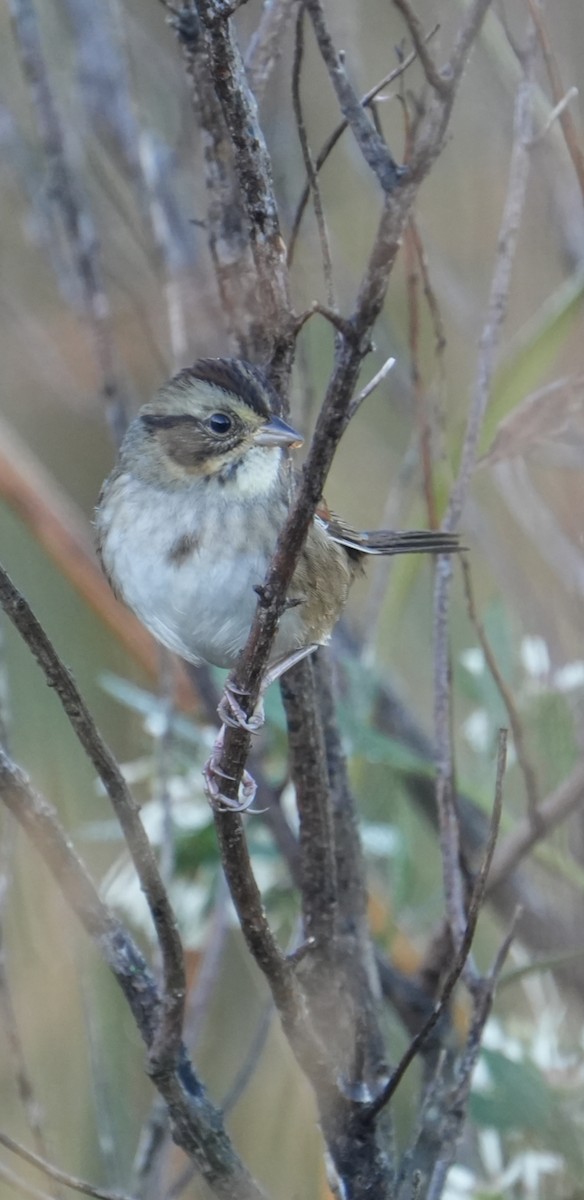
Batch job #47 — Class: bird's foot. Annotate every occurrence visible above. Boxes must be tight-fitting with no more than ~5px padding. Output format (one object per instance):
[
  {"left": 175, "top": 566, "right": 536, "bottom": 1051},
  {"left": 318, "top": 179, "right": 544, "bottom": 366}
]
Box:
[
  {"left": 216, "top": 645, "right": 318, "bottom": 736},
  {"left": 218, "top": 681, "right": 265, "bottom": 733},
  {"left": 203, "top": 724, "right": 258, "bottom": 812}
]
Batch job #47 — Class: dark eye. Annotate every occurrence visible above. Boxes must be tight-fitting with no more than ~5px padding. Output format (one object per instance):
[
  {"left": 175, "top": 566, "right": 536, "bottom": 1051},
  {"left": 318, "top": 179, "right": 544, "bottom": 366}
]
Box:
[{"left": 207, "top": 412, "right": 233, "bottom": 435}]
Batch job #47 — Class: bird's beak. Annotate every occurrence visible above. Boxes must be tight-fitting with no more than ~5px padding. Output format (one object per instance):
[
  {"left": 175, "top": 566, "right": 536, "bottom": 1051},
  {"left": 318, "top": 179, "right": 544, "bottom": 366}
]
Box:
[{"left": 253, "top": 416, "right": 303, "bottom": 449}]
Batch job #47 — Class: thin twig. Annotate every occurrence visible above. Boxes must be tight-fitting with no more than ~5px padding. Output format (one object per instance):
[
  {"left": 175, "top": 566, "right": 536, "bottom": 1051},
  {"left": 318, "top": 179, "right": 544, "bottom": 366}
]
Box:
[
  {"left": 287, "top": 38, "right": 438, "bottom": 264},
  {"left": 393, "top": 0, "right": 450, "bottom": 97},
  {"left": 303, "top": 0, "right": 400, "bottom": 192},
  {"left": 433, "top": 29, "right": 536, "bottom": 952},
  {"left": 291, "top": 5, "right": 336, "bottom": 308},
  {"left": 0, "top": 564, "right": 185, "bottom": 1078},
  {"left": 346, "top": 356, "right": 395, "bottom": 421},
  {"left": 404, "top": 219, "right": 438, "bottom": 529}
]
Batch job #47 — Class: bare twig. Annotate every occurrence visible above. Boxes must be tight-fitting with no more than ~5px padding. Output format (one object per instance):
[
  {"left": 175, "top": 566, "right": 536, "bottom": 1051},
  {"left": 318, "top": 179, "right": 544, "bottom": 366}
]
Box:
[
  {"left": 287, "top": 40, "right": 437, "bottom": 264},
  {"left": 404, "top": 219, "right": 438, "bottom": 530},
  {"left": 346, "top": 356, "right": 395, "bottom": 421},
  {"left": 291, "top": 5, "right": 336, "bottom": 308},
  {"left": 392, "top": 0, "right": 450, "bottom": 97},
  {"left": 433, "top": 28, "right": 535, "bottom": 952},
  {"left": 0, "top": 565, "right": 185, "bottom": 1078},
  {"left": 304, "top": 0, "right": 400, "bottom": 191}
]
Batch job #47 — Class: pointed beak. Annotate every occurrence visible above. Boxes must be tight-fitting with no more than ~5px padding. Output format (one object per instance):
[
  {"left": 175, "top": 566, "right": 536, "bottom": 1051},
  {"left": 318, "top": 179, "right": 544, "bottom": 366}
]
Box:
[{"left": 253, "top": 416, "right": 303, "bottom": 449}]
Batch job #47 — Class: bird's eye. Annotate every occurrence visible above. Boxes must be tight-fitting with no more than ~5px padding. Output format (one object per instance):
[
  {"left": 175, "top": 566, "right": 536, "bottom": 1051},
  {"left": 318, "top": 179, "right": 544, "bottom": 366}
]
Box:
[{"left": 207, "top": 412, "right": 233, "bottom": 435}]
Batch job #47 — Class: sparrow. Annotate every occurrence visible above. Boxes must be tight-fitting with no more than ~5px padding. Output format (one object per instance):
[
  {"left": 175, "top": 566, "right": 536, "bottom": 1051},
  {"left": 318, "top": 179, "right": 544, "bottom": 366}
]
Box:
[{"left": 95, "top": 357, "right": 459, "bottom": 808}]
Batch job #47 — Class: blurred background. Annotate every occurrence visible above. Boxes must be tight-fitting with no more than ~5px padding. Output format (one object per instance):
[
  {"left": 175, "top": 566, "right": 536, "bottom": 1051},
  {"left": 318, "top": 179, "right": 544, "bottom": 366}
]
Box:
[{"left": 0, "top": 1, "right": 584, "bottom": 1197}]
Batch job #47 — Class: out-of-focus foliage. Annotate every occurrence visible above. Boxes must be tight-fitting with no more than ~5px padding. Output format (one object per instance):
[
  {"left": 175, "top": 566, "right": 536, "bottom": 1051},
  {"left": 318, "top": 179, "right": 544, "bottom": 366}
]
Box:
[{"left": 1, "top": 1, "right": 584, "bottom": 1198}]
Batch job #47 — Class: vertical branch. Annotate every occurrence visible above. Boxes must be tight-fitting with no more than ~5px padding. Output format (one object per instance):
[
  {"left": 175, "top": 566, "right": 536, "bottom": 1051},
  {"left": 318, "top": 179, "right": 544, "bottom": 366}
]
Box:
[
  {"left": 280, "top": 660, "right": 337, "bottom": 949},
  {"left": 171, "top": 1, "right": 294, "bottom": 383},
  {"left": 433, "top": 33, "right": 536, "bottom": 951},
  {"left": 291, "top": 5, "right": 336, "bottom": 309}
]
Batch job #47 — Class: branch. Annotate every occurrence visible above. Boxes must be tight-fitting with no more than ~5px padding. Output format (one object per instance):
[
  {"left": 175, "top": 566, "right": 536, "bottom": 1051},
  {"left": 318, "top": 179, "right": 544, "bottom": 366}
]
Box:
[
  {"left": 392, "top": 0, "right": 450, "bottom": 96},
  {"left": 304, "top": 0, "right": 401, "bottom": 191},
  {"left": 433, "top": 26, "right": 535, "bottom": 952},
  {"left": 291, "top": 5, "right": 336, "bottom": 307},
  {"left": 281, "top": 661, "right": 337, "bottom": 949},
  {"left": 0, "top": 564, "right": 185, "bottom": 1078},
  {"left": 287, "top": 38, "right": 438, "bottom": 264},
  {"left": 172, "top": 0, "right": 293, "bottom": 378}
]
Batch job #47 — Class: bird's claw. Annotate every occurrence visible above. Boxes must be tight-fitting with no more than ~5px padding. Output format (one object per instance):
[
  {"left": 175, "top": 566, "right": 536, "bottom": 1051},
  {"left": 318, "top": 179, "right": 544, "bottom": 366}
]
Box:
[
  {"left": 203, "top": 725, "right": 258, "bottom": 812},
  {"left": 217, "top": 682, "right": 265, "bottom": 733}
]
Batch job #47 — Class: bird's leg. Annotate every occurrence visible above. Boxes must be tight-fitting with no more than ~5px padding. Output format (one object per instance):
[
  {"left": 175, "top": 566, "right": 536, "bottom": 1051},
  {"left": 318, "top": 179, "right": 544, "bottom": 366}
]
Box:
[
  {"left": 218, "top": 644, "right": 318, "bottom": 733},
  {"left": 207, "top": 645, "right": 318, "bottom": 813},
  {"left": 203, "top": 724, "right": 258, "bottom": 812}
]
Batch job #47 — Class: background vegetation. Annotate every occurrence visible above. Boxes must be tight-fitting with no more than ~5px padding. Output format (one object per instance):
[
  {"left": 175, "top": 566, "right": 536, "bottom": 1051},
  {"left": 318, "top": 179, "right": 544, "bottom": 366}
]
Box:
[{"left": 0, "top": 1, "right": 583, "bottom": 1198}]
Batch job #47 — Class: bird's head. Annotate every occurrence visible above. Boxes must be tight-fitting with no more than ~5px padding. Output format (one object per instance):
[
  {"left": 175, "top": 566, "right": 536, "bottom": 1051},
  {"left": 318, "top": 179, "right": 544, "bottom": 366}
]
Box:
[{"left": 121, "top": 358, "right": 303, "bottom": 489}]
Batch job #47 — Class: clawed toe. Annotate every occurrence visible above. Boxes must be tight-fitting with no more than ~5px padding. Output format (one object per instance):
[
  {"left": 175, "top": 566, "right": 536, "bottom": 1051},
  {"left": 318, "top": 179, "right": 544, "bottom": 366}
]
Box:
[
  {"left": 218, "top": 683, "right": 265, "bottom": 733},
  {"left": 203, "top": 725, "right": 258, "bottom": 812}
]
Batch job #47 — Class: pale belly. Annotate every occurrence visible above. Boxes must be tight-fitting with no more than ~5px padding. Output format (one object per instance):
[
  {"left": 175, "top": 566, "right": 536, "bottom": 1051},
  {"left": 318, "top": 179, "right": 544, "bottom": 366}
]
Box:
[{"left": 97, "top": 473, "right": 306, "bottom": 668}]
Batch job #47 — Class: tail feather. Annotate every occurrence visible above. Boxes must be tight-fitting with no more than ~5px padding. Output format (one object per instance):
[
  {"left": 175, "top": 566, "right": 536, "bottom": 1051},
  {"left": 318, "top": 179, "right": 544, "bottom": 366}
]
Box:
[
  {"left": 329, "top": 527, "right": 461, "bottom": 556},
  {"left": 314, "top": 510, "right": 461, "bottom": 557},
  {"left": 357, "top": 529, "right": 460, "bottom": 555}
]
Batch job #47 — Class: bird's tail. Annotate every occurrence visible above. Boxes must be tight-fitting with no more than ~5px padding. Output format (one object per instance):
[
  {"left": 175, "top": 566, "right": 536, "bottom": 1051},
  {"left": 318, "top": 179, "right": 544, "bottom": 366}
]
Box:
[{"left": 330, "top": 527, "right": 461, "bottom": 556}]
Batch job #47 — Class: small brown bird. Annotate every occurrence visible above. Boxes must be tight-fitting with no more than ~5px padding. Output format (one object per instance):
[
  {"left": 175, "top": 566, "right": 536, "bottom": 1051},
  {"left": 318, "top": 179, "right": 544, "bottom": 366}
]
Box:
[{"left": 96, "top": 358, "right": 458, "bottom": 807}]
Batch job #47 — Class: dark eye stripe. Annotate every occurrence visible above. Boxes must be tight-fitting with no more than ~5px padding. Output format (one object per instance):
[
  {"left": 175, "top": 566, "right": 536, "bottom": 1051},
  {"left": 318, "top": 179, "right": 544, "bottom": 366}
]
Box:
[{"left": 141, "top": 413, "right": 199, "bottom": 432}]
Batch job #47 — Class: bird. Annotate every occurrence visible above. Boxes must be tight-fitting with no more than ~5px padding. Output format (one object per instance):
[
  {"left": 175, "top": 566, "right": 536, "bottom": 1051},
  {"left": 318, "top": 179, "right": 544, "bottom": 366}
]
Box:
[{"left": 95, "top": 357, "right": 459, "bottom": 809}]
